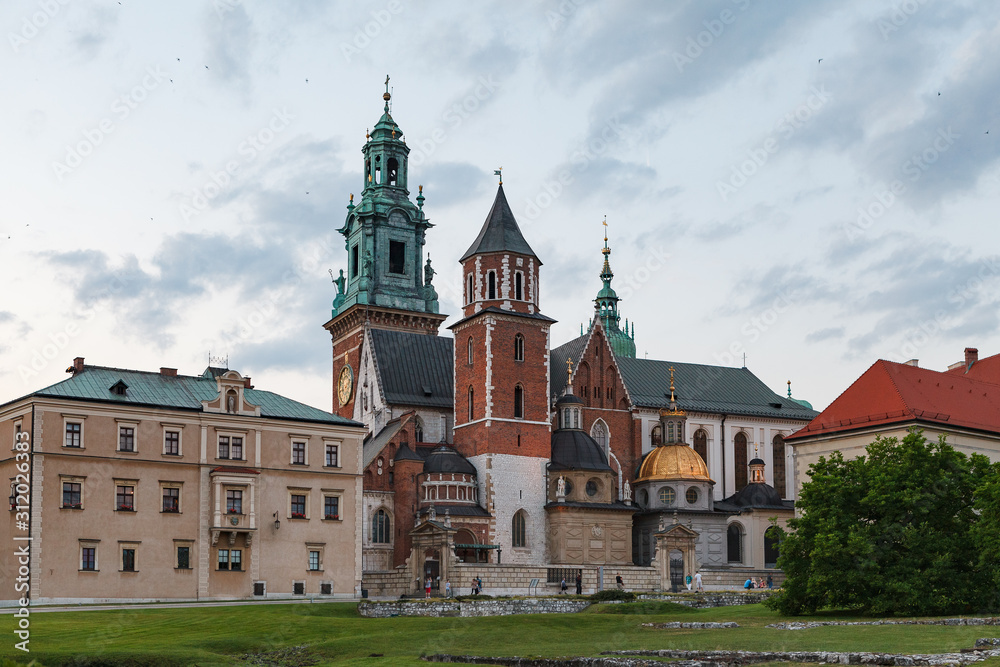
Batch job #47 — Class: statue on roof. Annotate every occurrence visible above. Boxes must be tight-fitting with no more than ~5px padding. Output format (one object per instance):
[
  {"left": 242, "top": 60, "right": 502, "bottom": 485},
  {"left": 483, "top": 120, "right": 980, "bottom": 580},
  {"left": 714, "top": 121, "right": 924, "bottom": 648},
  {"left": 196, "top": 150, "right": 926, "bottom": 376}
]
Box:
[{"left": 424, "top": 256, "right": 435, "bottom": 285}]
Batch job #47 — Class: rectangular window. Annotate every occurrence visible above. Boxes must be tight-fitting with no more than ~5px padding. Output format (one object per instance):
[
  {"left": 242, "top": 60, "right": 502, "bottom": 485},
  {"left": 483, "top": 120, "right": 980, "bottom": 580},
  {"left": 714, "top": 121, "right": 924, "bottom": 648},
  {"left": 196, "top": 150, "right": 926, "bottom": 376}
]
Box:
[
  {"left": 65, "top": 422, "right": 81, "bottom": 448},
  {"left": 218, "top": 436, "right": 230, "bottom": 459},
  {"left": 162, "top": 487, "right": 180, "bottom": 513},
  {"left": 231, "top": 549, "right": 242, "bottom": 571},
  {"left": 292, "top": 441, "right": 306, "bottom": 465},
  {"left": 231, "top": 437, "right": 243, "bottom": 460},
  {"left": 253, "top": 582, "right": 266, "bottom": 596},
  {"left": 218, "top": 549, "right": 229, "bottom": 570},
  {"left": 116, "top": 485, "right": 135, "bottom": 511},
  {"left": 325, "top": 444, "right": 339, "bottom": 467},
  {"left": 293, "top": 581, "right": 305, "bottom": 595},
  {"left": 81, "top": 546, "right": 96, "bottom": 571},
  {"left": 320, "top": 582, "right": 332, "bottom": 595},
  {"left": 308, "top": 550, "right": 320, "bottom": 571},
  {"left": 351, "top": 244, "right": 359, "bottom": 278},
  {"left": 324, "top": 496, "right": 339, "bottom": 520},
  {"left": 291, "top": 494, "right": 306, "bottom": 518},
  {"left": 164, "top": 430, "right": 180, "bottom": 455},
  {"left": 118, "top": 427, "right": 135, "bottom": 452},
  {"left": 388, "top": 240, "right": 405, "bottom": 274},
  {"left": 122, "top": 548, "right": 136, "bottom": 572},
  {"left": 227, "top": 489, "right": 242, "bottom": 514},
  {"left": 62, "top": 482, "right": 82, "bottom": 509},
  {"left": 177, "top": 546, "right": 190, "bottom": 569}
]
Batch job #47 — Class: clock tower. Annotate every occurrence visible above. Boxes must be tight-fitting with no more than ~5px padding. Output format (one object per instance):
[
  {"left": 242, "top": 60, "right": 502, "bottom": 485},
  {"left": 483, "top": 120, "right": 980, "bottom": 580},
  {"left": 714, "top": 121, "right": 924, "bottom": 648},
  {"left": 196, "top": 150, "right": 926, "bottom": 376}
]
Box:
[{"left": 324, "top": 80, "right": 447, "bottom": 419}]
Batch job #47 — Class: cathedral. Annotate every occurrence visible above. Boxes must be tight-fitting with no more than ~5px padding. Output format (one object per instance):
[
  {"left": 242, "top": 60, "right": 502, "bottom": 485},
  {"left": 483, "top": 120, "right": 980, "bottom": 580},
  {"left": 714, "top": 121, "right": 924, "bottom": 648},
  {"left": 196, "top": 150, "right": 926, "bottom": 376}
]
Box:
[{"left": 324, "top": 86, "right": 819, "bottom": 592}]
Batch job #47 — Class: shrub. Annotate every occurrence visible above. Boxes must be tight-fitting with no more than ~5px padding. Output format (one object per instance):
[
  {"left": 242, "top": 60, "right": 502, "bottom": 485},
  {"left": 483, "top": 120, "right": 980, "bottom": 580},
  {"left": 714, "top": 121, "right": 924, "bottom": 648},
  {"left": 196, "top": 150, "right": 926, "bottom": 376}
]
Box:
[{"left": 589, "top": 589, "right": 636, "bottom": 602}]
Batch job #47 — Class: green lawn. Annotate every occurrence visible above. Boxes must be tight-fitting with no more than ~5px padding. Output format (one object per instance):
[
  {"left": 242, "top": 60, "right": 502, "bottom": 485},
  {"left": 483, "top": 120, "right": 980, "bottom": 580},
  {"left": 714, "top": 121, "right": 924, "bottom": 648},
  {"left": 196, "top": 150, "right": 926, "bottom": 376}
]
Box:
[{"left": 3, "top": 601, "right": 999, "bottom": 666}]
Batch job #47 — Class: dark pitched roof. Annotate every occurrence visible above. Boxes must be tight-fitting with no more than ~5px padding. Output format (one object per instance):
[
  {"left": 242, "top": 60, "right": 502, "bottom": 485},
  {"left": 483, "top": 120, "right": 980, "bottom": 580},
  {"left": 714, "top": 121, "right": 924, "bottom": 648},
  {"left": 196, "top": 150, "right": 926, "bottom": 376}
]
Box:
[
  {"left": 393, "top": 443, "right": 424, "bottom": 463},
  {"left": 369, "top": 328, "right": 453, "bottom": 408},
  {"left": 423, "top": 446, "right": 477, "bottom": 475},
  {"left": 363, "top": 414, "right": 412, "bottom": 469},
  {"left": 551, "top": 333, "right": 589, "bottom": 398},
  {"left": 448, "top": 306, "right": 556, "bottom": 330},
  {"left": 549, "top": 430, "right": 613, "bottom": 472},
  {"left": 13, "top": 365, "right": 358, "bottom": 426},
  {"left": 459, "top": 185, "right": 538, "bottom": 262},
  {"left": 787, "top": 359, "right": 1000, "bottom": 441},
  {"left": 614, "top": 357, "right": 818, "bottom": 421}
]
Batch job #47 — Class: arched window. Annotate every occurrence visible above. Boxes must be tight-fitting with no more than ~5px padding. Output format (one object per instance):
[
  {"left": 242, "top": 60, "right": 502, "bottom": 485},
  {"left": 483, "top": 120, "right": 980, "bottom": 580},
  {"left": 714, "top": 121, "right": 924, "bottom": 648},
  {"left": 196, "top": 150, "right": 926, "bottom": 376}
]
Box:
[
  {"left": 693, "top": 429, "right": 708, "bottom": 465},
  {"left": 372, "top": 509, "right": 391, "bottom": 544},
  {"left": 387, "top": 157, "right": 399, "bottom": 185},
  {"left": 487, "top": 271, "right": 497, "bottom": 299},
  {"left": 467, "top": 274, "right": 474, "bottom": 304},
  {"left": 772, "top": 434, "right": 786, "bottom": 499},
  {"left": 514, "top": 334, "right": 524, "bottom": 362},
  {"left": 667, "top": 421, "right": 675, "bottom": 443},
  {"left": 414, "top": 416, "right": 424, "bottom": 443},
  {"left": 513, "top": 384, "right": 524, "bottom": 419},
  {"left": 374, "top": 154, "right": 382, "bottom": 184},
  {"left": 514, "top": 272, "right": 523, "bottom": 300},
  {"left": 512, "top": 510, "right": 527, "bottom": 548},
  {"left": 764, "top": 525, "right": 781, "bottom": 568},
  {"left": 468, "top": 387, "right": 474, "bottom": 421},
  {"left": 734, "top": 431, "right": 748, "bottom": 491},
  {"left": 590, "top": 419, "right": 609, "bottom": 459},
  {"left": 650, "top": 424, "right": 662, "bottom": 447},
  {"left": 467, "top": 337, "right": 474, "bottom": 365},
  {"left": 727, "top": 523, "right": 744, "bottom": 563}
]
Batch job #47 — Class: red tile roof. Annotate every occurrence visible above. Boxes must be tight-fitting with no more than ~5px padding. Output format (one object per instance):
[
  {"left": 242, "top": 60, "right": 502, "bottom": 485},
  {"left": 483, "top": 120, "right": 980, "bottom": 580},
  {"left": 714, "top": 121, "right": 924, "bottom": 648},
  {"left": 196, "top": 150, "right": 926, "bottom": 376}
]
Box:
[
  {"left": 787, "top": 359, "right": 1000, "bottom": 441},
  {"left": 946, "top": 351, "right": 1000, "bottom": 383}
]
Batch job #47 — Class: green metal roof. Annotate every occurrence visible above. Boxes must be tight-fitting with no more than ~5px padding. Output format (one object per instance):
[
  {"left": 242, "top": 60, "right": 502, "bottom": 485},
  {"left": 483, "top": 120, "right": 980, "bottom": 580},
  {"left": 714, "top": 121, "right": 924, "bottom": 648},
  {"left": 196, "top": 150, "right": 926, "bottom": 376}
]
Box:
[{"left": 13, "top": 365, "right": 359, "bottom": 427}]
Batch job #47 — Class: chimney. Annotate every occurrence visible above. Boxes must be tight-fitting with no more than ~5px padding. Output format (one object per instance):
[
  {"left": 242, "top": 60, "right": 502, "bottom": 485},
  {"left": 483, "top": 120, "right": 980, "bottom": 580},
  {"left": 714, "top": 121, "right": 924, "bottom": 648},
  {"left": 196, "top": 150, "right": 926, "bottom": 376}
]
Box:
[
  {"left": 160, "top": 367, "right": 177, "bottom": 377},
  {"left": 243, "top": 377, "right": 253, "bottom": 389},
  {"left": 965, "top": 347, "right": 978, "bottom": 369},
  {"left": 70, "top": 357, "right": 85, "bottom": 374},
  {"left": 903, "top": 359, "right": 919, "bottom": 367}
]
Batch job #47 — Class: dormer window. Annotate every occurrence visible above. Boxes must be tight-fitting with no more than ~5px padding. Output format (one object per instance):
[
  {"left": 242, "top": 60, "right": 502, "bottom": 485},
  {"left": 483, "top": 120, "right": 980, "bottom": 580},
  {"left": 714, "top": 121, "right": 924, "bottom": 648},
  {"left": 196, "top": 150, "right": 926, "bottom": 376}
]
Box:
[{"left": 110, "top": 381, "right": 128, "bottom": 396}]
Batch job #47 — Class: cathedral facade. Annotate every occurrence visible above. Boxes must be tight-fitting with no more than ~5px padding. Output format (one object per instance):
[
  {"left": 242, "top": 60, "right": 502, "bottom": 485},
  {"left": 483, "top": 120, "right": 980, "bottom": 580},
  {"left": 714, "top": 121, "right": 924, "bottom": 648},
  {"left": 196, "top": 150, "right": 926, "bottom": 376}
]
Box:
[{"left": 326, "top": 88, "right": 819, "bottom": 591}]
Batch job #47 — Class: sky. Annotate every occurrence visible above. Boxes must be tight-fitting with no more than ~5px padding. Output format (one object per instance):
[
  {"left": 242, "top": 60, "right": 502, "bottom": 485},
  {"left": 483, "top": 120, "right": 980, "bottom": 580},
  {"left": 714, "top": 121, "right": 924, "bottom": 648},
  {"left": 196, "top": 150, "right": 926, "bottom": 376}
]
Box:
[{"left": 1, "top": 0, "right": 999, "bottom": 414}]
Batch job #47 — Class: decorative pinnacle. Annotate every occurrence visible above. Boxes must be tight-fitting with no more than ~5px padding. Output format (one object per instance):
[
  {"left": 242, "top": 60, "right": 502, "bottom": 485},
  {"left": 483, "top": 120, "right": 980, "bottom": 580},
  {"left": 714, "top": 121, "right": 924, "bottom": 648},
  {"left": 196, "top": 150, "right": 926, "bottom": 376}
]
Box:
[
  {"left": 348, "top": 193, "right": 355, "bottom": 210},
  {"left": 494, "top": 167, "right": 502, "bottom": 185},
  {"left": 787, "top": 380, "right": 792, "bottom": 398},
  {"left": 383, "top": 75, "right": 391, "bottom": 112},
  {"left": 566, "top": 358, "right": 573, "bottom": 387},
  {"left": 366, "top": 128, "right": 370, "bottom": 141},
  {"left": 417, "top": 185, "right": 425, "bottom": 209},
  {"left": 669, "top": 366, "right": 676, "bottom": 402}
]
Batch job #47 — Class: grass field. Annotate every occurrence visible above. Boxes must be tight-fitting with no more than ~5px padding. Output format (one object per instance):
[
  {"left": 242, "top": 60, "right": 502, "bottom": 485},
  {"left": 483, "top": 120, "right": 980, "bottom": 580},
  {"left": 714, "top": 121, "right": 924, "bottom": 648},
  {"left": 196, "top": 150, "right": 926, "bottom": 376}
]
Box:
[{"left": 3, "top": 600, "right": 1000, "bottom": 666}]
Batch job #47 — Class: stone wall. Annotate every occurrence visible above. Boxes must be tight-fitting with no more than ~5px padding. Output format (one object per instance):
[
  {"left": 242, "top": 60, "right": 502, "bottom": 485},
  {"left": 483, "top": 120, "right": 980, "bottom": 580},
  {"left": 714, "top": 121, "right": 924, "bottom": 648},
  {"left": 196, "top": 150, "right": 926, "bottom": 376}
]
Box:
[
  {"left": 638, "top": 590, "right": 776, "bottom": 608},
  {"left": 697, "top": 567, "right": 785, "bottom": 590},
  {"left": 362, "top": 563, "right": 661, "bottom": 598},
  {"left": 358, "top": 598, "right": 591, "bottom": 618}
]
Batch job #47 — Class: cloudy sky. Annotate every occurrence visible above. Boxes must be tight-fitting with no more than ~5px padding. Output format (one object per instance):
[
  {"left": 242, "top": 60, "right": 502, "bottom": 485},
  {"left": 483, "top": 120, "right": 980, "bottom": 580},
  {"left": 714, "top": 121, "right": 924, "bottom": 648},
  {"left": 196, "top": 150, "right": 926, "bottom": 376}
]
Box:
[{"left": 2, "top": 0, "right": 999, "bottom": 413}]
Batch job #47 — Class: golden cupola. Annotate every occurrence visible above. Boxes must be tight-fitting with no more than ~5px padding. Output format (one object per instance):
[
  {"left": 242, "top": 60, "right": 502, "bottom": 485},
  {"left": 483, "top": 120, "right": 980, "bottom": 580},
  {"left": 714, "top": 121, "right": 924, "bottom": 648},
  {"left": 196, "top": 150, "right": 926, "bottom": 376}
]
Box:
[{"left": 636, "top": 444, "right": 711, "bottom": 483}]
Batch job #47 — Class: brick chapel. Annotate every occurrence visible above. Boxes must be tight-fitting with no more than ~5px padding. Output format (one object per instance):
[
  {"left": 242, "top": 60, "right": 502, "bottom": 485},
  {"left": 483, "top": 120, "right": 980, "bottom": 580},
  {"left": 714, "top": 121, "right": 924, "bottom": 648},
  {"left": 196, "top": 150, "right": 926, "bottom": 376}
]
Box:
[{"left": 323, "top": 85, "right": 820, "bottom": 590}]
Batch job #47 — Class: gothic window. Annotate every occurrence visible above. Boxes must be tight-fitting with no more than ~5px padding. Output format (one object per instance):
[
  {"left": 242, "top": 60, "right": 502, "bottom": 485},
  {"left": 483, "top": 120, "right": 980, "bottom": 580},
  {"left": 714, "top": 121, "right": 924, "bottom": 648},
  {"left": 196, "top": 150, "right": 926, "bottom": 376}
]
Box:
[
  {"left": 389, "top": 241, "right": 405, "bottom": 274},
  {"left": 514, "top": 334, "right": 524, "bottom": 362},
  {"left": 772, "top": 434, "right": 786, "bottom": 499},
  {"left": 387, "top": 157, "right": 399, "bottom": 185},
  {"left": 590, "top": 420, "right": 609, "bottom": 458},
  {"left": 727, "top": 523, "right": 744, "bottom": 563},
  {"left": 514, "top": 271, "right": 523, "bottom": 300},
  {"left": 487, "top": 271, "right": 496, "bottom": 299},
  {"left": 467, "top": 337, "right": 474, "bottom": 365},
  {"left": 734, "top": 432, "right": 749, "bottom": 491},
  {"left": 414, "top": 416, "right": 424, "bottom": 443},
  {"left": 468, "top": 387, "right": 474, "bottom": 421},
  {"left": 513, "top": 385, "right": 524, "bottom": 419},
  {"left": 467, "top": 274, "right": 474, "bottom": 304},
  {"left": 372, "top": 508, "right": 391, "bottom": 544},
  {"left": 694, "top": 429, "right": 708, "bottom": 465},
  {"left": 512, "top": 510, "right": 527, "bottom": 548}
]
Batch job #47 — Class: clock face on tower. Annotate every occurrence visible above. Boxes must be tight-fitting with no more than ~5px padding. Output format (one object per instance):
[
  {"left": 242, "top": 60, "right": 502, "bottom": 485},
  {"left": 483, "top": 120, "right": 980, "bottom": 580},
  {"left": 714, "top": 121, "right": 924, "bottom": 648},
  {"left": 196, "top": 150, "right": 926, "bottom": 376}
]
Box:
[{"left": 337, "top": 365, "right": 354, "bottom": 407}]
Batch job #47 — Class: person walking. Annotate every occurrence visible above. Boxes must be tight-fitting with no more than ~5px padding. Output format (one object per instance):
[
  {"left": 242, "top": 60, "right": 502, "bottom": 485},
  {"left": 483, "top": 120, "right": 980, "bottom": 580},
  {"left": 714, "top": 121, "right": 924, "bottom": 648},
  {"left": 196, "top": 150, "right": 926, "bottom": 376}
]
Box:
[
  {"left": 476, "top": 576, "right": 483, "bottom": 595},
  {"left": 766, "top": 574, "right": 773, "bottom": 590},
  {"left": 694, "top": 571, "right": 703, "bottom": 591},
  {"left": 445, "top": 579, "right": 451, "bottom": 598},
  {"left": 616, "top": 573, "right": 624, "bottom": 590},
  {"left": 575, "top": 571, "right": 582, "bottom": 595},
  {"left": 685, "top": 573, "right": 692, "bottom": 591},
  {"left": 560, "top": 577, "right": 567, "bottom": 594}
]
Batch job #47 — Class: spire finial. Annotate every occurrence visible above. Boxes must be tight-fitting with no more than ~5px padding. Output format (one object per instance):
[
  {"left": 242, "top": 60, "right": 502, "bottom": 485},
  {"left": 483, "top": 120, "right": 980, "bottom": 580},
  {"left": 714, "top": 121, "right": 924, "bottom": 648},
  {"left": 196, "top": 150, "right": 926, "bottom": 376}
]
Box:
[
  {"left": 669, "top": 366, "right": 677, "bottom": 404},
  {"left": 566, "top": 358, "right": 573, "bottom": 387},
  {"left": 383, "top": 75, "right": 391, "bottom": 112},
  {"left": 494, "top": 167, "right": 503, "bottom": 185},
  {"left": 603, "top": 215, "right": 608, "bottom": 248},
  {"left": 787, "top": 380, "right": 792, "bottom": 398}
]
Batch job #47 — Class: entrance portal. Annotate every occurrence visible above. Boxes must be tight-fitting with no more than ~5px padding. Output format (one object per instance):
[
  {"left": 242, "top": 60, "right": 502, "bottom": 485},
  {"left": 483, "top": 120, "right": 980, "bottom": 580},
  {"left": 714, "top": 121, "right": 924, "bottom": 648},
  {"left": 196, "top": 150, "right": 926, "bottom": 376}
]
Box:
[{"left": 669, "top": 549, "right": 684, "bottom": 592}]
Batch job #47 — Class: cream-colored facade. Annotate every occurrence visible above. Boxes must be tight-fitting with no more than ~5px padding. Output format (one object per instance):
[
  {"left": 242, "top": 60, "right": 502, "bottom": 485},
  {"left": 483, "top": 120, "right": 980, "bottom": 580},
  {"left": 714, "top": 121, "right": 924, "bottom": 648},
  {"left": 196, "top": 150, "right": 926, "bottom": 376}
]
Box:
[{"left": 1, "top": 363, "right": 366, "bottom": 605}]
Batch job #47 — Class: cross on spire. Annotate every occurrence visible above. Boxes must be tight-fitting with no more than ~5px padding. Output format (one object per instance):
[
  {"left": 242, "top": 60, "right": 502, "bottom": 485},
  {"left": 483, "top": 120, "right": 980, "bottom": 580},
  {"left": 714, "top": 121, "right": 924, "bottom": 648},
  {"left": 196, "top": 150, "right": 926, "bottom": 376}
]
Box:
[{"left": 566, "top": 358, "right": 573, "bottom": 386}]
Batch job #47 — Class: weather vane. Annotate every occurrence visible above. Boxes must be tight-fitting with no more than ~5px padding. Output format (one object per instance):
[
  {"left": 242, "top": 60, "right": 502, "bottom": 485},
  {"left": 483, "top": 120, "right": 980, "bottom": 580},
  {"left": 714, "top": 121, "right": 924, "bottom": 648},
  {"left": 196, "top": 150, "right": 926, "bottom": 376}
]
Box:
[{"left": 494, "top": 167, "right": 502, "bottom": 185}]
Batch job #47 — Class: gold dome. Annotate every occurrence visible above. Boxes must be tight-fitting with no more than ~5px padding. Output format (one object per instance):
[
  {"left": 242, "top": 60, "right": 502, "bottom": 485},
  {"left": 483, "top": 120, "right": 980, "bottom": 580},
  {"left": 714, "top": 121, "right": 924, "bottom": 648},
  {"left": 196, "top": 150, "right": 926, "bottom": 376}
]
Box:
[{"left": 636, "top": 444, "right": 711, "bottom": 482}]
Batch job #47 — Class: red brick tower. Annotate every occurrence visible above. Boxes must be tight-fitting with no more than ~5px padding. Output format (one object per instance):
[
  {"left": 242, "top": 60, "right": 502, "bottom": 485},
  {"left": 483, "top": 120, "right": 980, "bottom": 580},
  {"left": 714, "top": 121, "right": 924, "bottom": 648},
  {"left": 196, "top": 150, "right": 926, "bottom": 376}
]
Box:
[{"left": 450, "top": 182, "right": 555, "bottom": 564}]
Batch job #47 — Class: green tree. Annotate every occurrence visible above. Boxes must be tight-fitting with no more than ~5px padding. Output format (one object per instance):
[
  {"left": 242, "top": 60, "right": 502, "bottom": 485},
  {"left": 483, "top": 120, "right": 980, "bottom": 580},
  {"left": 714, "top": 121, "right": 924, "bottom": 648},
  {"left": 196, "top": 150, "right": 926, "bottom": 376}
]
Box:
[{"left": 768, "top": 429, "right": 996, "bottom": 616}]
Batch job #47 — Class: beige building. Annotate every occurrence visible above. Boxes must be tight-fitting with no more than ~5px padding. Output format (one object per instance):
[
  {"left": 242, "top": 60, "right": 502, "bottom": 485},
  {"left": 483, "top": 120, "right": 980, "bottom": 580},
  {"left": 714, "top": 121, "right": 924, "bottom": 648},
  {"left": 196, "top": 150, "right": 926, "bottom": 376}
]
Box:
[{"left": 1, "top": 357, "right": 366, "bottom": 604}]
